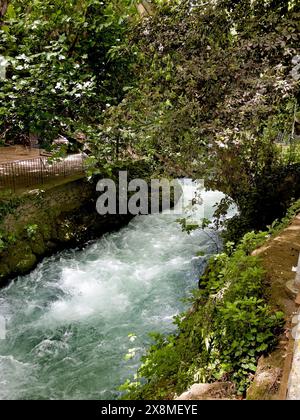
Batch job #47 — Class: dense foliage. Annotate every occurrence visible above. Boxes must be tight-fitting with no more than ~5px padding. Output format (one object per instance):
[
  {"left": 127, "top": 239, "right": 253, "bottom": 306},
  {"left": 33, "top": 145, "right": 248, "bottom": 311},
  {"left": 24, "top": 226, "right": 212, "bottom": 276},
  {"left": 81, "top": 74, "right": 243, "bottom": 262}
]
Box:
[
  {"left": 0, "top": 0, "right": 137, "bottom": 147},
  {"left": 1, "top": 1, "right": 300, "bottom": 234},
  {"left": 1, "top": 0, "right": 300, "bottom": 400},
  {"left": 120, "top": 230, "right": 284, "bottom": 399},
  {"left": 94, "top": 0, "right": 300, "bottom": 236}
]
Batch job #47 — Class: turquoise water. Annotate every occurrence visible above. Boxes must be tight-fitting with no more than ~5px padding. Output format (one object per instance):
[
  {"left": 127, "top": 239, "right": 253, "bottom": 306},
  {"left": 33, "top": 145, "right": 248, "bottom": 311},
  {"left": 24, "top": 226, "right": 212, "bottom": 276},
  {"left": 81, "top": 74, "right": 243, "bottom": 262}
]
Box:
[{"left": 0, "top": 190, "right": 224, "bottom": 400}]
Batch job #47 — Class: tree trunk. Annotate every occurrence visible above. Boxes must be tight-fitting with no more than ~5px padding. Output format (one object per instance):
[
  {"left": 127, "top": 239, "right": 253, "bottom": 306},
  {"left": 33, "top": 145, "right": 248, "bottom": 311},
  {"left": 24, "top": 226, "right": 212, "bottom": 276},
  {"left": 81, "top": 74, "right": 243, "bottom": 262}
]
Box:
[
  {"left": 0, "top": 1, "right": 9, "bottom": 24},
  {"left": 137, "top": 1, "right": 154, "bottom": 17}
]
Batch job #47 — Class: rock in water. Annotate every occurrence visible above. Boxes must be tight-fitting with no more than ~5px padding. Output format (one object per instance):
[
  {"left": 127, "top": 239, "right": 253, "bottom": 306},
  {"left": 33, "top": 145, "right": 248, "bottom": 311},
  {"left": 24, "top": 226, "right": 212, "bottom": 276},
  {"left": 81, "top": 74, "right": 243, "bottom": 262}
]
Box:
[{"left": 175, "top": 382, "right": 236, "bottom": 400}]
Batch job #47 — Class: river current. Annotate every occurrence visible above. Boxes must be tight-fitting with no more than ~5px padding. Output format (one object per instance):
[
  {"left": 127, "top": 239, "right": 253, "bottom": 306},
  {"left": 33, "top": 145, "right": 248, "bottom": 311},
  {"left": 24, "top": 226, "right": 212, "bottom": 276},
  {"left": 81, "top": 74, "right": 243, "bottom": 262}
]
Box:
[{"left": 0, "top": 189, "right": 226, "bottom": 400}]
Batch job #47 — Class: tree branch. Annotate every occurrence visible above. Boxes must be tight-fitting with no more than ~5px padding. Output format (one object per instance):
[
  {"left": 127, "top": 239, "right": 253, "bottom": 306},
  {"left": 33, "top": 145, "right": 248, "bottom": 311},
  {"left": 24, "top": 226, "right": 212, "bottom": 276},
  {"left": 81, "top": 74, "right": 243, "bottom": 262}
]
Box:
[{"left": 0, "top": 0, "right": 9, "bottom": 23}]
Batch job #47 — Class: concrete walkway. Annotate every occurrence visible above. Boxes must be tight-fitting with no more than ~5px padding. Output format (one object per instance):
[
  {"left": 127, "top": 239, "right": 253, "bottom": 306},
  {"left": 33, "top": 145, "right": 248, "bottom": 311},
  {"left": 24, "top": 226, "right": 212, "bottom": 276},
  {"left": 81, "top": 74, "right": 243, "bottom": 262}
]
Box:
[
  {"left": 285, "top": 229, "right": 300, "bottom": 400},
  {"left": 250, "top": 214, "right": 300, "bottom": 399},
  {"left": 288, "top": 313, "right": 300, "bottom": 399},
  {"left": 0, "top": 145, "right": 42, "bottom": 163},
  {"left": 0, "top": 152, "right": 85, "bottom": 193}
]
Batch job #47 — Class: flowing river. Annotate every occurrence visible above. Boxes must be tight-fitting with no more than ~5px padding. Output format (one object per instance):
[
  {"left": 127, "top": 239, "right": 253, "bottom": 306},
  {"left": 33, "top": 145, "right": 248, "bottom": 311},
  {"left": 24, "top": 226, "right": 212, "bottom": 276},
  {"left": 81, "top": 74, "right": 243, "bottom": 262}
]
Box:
[{"left": 0, "top": 189, "right": 226, "bottom": 400}]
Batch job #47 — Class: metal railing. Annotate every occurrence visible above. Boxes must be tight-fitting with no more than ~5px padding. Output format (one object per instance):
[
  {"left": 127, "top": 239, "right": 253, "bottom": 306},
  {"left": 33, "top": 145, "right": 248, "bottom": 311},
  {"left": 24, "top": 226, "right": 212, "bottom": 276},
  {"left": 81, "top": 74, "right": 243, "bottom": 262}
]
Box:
[{"left": 0, "top": 154, "right": 85, "bottom": 192}]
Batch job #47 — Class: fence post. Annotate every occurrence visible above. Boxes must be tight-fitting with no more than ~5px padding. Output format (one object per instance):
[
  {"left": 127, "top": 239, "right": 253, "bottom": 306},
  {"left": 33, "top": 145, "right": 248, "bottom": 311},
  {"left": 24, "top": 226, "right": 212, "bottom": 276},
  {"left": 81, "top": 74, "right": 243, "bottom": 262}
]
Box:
[
  {"left": 12, "top": 163, "right": 16, "bottom": 193},
  {"left": 116, "top": 137, "right": 120, "bottom": 161},
  {"left": 295, "top": 253, "right": 300, "bottom": 290},
  {"left": 40, "top": 158, "right": 44, "bottom": 185},
  {"left": 81, "top": 154, "right": 85, "bottom": 174},
  {"left": 0, "top": 154, "right": 84, "bottom": 192}
]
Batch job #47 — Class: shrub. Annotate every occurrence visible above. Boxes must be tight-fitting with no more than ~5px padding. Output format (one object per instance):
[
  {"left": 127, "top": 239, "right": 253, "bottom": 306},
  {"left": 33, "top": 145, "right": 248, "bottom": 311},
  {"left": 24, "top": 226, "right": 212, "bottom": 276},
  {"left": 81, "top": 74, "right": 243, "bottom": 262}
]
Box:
[
  {"left": 25, "top": 224, "right": 38, "bottom": 239},
  {"left": 120, "top": 232, "right": 284, "bottom": 400}
]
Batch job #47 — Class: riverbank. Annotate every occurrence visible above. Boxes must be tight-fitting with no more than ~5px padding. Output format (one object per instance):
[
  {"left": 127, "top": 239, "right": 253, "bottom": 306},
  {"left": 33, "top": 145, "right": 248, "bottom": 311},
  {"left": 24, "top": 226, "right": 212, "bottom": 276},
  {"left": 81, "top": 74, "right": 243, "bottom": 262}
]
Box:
[
  {"left": 0, "top": 178, "right": 132, "bottom": 286},
  {"left": 118, "top": 202, "right": 300, "bottom": 400},
  {"left": 247, "top": 213, "right": 300, "bottom": 399},
  {"left": 0, "top": 189, "right": 224, "bottom": 400},
  {"left": 119, "top": 227, "right": 285, "bottom": 399},
  {"left": 1, "top": 170, "right": 300, "bottom": 399}
]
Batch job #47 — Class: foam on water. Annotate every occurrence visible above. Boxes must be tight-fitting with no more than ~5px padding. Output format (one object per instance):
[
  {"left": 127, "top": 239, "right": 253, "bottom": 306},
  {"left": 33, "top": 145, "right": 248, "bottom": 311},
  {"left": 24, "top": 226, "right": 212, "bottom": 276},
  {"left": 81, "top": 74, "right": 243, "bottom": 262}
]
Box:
[{"left": 0, "top": 189, "right": 228, "bottom": 399}]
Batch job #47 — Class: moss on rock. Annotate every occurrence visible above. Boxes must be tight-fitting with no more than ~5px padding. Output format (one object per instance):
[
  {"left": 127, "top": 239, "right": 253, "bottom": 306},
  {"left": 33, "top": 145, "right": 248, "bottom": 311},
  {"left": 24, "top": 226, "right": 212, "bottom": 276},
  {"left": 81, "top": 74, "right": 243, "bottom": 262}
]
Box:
[
  {"left": 0, "top": 177, "right": 133, "bottom": 286},
  {"left": 5, "top": 241, "right": 37, "bottom": 275},
  {"left": 29, "top": 233, "right": 46, "bottom": 256}
]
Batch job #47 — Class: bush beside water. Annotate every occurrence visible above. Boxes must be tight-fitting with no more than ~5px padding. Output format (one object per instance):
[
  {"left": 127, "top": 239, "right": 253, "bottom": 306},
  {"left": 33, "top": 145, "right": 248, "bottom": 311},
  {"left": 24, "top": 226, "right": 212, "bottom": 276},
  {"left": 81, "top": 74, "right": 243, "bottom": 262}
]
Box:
[{"left": 121, "top": 230, "right": 285, "bottom": 400}]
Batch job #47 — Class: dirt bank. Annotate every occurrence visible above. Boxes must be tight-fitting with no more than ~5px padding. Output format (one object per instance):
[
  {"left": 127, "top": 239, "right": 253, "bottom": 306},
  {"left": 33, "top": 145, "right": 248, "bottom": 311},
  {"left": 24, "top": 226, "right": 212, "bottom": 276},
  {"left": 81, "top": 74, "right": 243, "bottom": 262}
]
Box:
[
  {"left": 247, "top": 215, "right": 300, "bottom": 399},
  {"left": 0, "top": 178, "right": 132, "bottom": 286}
]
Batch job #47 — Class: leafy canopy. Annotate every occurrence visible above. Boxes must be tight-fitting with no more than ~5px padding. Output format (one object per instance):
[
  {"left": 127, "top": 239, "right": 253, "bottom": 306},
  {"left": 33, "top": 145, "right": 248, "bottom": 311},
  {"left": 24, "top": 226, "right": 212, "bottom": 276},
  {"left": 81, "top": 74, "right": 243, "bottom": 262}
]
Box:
[{"left": 0, "top": 0, "right": 138, "bottom": 147}]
